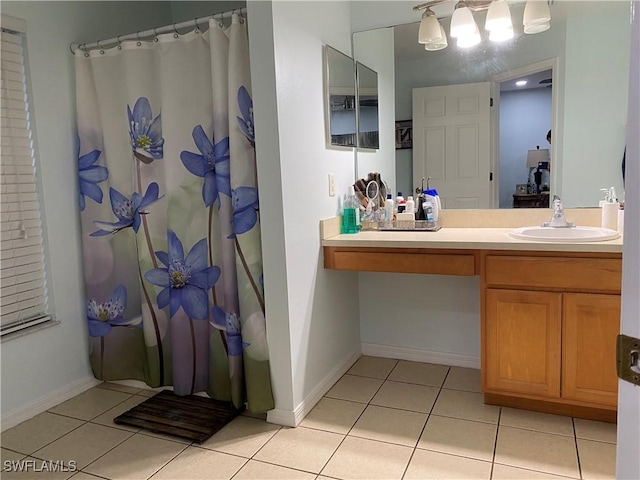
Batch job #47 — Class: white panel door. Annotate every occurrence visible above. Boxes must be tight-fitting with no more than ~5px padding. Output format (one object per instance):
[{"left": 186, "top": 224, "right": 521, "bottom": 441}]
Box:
[{"left": 413, "top": 83, "right": 491, "bottom": 209}]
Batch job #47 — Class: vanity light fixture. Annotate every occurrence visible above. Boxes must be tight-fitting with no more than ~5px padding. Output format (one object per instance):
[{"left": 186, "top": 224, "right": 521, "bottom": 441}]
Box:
[{"left": 413, "top": 0, "right": 551, "bottom": 50}]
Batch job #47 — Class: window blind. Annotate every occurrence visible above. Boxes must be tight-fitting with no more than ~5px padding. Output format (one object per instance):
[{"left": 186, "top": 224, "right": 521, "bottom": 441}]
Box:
[{"left": 1, "top": 21, "right": 52, "bottom": 336}]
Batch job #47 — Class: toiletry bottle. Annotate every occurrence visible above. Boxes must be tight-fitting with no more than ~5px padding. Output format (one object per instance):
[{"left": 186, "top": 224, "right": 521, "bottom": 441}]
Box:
[
  {"left": 384, "top": 193, "right": 394, "bottom": 222},
  {"left": 396, "top": 192, "right": 406, "bottom": 214},
  {"left": 406, "top": 196, "right": 415, "bottom": 215},
  {"left": 618, "top": 202, "right": 624, "bottom": 234},
  {"left": 424, "top": 201, "right": 434, "bottom": 222},
  {"left": 423, "top": 189, "right": 440, "bottom": 222},
  {"left": 341, "top": 186, "right": 360, "bottom": 234},
  {"left": 601, "top": 186, "right": 618, "bottom": 231}
]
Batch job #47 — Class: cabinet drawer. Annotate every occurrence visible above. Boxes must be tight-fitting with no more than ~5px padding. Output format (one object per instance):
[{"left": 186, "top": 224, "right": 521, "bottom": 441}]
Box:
[
  {"left": 328, "top": 250, "right": 476, "bottom": 276},
  {"left": 484, "top": 255, "right": 621, "bottom": 293}
]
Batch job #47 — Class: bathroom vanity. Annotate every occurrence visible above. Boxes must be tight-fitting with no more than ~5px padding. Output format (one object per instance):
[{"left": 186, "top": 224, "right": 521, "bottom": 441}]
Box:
[{"left": 322, "top": 211, "right": 623, "bottom": 422}]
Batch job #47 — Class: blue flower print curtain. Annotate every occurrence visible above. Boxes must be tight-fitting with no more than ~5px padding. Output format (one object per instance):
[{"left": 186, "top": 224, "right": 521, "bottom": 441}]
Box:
[{"left": 75, "top": 15, "right": 273, "bottom": 412}]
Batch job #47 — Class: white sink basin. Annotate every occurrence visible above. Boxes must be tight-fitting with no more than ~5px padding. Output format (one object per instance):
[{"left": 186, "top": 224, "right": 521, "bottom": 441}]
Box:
[{"left": 509, "top": 226, "right": 620, "bottom": 243}]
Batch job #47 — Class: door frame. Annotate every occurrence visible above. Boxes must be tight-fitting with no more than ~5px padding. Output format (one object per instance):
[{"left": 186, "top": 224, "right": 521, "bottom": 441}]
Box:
[{"left": 490, "top": 58, "right": 560, "bottom": 209}]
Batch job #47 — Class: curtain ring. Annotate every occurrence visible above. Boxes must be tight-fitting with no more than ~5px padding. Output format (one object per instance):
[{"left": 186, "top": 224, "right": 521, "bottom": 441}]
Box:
[
  {"left": 194, "top": 17, "right": 201, "bottom": 33},
  {"left": 153, "top": 27, "right": 159, "bottom": 42},
  {"left": 96, "top": 39, "right": 105, "bottom": 55},
  {"left": 217, "top": 13, "right": 224, "bottom": 28},
  {"left": 70, "top": 42, "right": 77, "bottom": 55},
  {"left": 116, "top": 35, "right": 122, "bottom": 50}
]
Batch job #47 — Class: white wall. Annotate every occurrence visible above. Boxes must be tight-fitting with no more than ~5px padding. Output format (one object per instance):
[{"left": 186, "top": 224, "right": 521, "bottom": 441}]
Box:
[
  {"left": 248, "top": 0, "right": 361, "bottom": 421},
  {"left": 353, "top": 27, "right": 396, "bottom": 195},
  {"left": 359, "top": 273, "right": 481, "bottom": 363},
  {"left": 0, "top": 1, "right": 174, "bottom": 421},
  {"left": 499, "top": 88, "right": 552, "bottom": 208}
]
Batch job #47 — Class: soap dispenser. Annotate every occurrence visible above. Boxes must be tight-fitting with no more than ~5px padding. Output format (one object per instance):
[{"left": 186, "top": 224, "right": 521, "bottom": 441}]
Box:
[{"left": 600, "top": 186, "right": 618, "bottom": 231}]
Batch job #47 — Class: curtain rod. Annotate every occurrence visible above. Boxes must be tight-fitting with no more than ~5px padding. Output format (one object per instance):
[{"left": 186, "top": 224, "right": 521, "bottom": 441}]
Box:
[{"left": 70, "top": 7, "right": 247, "bottom": 54}]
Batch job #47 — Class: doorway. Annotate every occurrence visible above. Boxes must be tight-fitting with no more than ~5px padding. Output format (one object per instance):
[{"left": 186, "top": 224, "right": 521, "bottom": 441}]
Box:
[{"left": 491, "top": 59, "right": 558, "bottom": 208}]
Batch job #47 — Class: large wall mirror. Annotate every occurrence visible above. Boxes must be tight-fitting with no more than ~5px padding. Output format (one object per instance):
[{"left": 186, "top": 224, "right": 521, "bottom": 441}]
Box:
[
  {"left": 325, "top": 45, "right": 357, "bottom": 147},
  {"left": 353, "top": 1, "right": 631, "bottom": 208}
]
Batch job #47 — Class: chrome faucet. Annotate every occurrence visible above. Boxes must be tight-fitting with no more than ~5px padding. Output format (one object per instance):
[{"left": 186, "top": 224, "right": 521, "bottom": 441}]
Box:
[{"left": 543, "top": 195, "right": 575, "bottom": 228}]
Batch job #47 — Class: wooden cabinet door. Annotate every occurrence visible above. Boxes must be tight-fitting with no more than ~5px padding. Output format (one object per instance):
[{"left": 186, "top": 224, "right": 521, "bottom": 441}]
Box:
[
  {"left": 563, "top": 293, "right": 620, "bottom": 407},
  {"left": 485, "top": 289, "right": 562, "bottom": 398}
]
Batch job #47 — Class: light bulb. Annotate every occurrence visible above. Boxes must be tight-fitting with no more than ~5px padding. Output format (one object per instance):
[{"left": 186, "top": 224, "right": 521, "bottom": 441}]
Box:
[
  {"left": 457, "top": 28, "right": 481, "bottom": 48},
  {"left": 489, "top": 26, "right": 514, "bottom": 42}
]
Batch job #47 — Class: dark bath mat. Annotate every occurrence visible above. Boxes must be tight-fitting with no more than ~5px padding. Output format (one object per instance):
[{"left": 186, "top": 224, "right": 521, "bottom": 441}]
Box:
[{"left": 114, "top": 389, "right": 243, "bottom": 443}]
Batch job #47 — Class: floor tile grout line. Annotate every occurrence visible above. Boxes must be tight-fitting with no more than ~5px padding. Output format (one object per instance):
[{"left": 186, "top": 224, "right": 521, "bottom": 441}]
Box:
[
  {"left": 83, "top": 433, "right": 189, "bottom": 480},
  {"left": 137, "top": 440, "right": 190, "bottom": 480},
  {"left": 400, "top": 366, "right": 450, "bottom": 479},
  {"left": 572, "top": 417, "right": 584, "bottom": 480},
  {"left": 240, "top": 423, "right": 282, "bottom": 463},
  {"left": 47, "top": 426, "right": 136, "bottom": 473},
  {"left": 225, "top": 456, "right": 251, "bottom": 480},
  {"left": 9, "top": 417, "right": 90, "bottom": 458},
  {"left": 491, "top": 461, "right": 581, "bottom": 480},
  {"left": 489, "top": 406, "right": 502, "bottom": 479},
  {"left": 317, "top": 360, "right": 402, "bottom": 478}
]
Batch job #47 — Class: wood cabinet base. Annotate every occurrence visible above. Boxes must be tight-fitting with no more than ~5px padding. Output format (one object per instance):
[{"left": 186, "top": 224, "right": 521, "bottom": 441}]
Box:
[{"left": 484, "top": 393, "right": 617, "bottom": 423}]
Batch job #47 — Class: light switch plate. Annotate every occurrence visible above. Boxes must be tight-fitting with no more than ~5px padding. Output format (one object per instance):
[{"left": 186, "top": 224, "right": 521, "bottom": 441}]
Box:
[{"left": 328, "top": 173, "right": 335, "bottom": 197}]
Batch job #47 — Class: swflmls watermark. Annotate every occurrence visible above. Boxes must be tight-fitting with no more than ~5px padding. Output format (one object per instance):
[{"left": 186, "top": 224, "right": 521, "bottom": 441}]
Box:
[{"left": 3, "top": 459, "right": 78, "bottom": 473}]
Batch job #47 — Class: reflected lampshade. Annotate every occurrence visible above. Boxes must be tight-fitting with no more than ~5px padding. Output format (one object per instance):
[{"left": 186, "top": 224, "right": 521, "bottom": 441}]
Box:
[
  {"left": 418, "top": 8, "right": 444, "bottom": 44},
  {"left": 523, "top": 0, "right": 551, "bottom": 27},
  {"left": 450, "top": 4, "right": 478, "bottom": 38},
  {"left": 485, "top": 0, "right": 513, "bottom": 31},
  {"left": 425, "top": 24, "right": 449, "bottom": 51},
  {"left": 524, "top": 21, "right": 550, "bottom": 34}
]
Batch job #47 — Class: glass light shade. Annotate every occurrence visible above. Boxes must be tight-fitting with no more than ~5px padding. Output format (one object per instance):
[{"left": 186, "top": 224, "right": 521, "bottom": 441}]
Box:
[
  {"left": 450, "top": 6, "right": 477, "bottom": 38},
  {"left": 418, "top": 9, "right": 444, "bottom": 44},
  {"left": 485, "top": 0, "right": 512, "bottom": 31},
  {"left": 425, "top": 24, "right": 448, "bottom": 51},
  {"left": 489, "top": 26, "right": 514, "bottom": 42},
  {"left": 456, "top": 26, "right": 481, "bottom": 48},
  {"left": 523, "top": 0, "right": 551, "bottom": 26},
  {"left": 524, "top": 21, "right": 550, "bottom": 34}
]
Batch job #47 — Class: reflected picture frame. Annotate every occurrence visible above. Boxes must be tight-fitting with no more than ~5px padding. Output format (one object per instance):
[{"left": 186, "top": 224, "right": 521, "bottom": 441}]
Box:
[{"left": 395, "top": 120, "right": 412, "bottom": 149}]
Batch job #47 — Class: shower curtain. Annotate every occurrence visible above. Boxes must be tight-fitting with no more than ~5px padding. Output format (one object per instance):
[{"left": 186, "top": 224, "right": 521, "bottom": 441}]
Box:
[{"left": 75, "top": 15, "right": 273, "bottom": 412}]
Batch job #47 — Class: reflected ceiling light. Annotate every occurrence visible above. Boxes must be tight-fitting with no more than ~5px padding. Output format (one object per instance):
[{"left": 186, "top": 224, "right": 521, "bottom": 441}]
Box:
[
  {"left": 450, "top": 2, "right": 478, "bottom": 38},
  {"left": 485, "top": 0, "right": 512, "bottom": 31},
  {"left": 425, "top": 24, "right": 449, "bottom": 50},
  {"left": 456, "top": 23, "right": 481, "bottom": 48},
  {"left": 523, "top": 0, "right": 551, "bottom": 28},
  {"left": 516, "top": 80, "right": 528, "bottom": 86},
  {"left": 524, "top": 21, "right": 550, "bottom": 34},
  {"left": 418, "top": 8, "right": 445, "bottom": 43},
  {"left": 489, "top": 25, "right": 514, "bottom": 42},
  {"left": 413, "top": 0, "right": 551, "bottom": 51}
]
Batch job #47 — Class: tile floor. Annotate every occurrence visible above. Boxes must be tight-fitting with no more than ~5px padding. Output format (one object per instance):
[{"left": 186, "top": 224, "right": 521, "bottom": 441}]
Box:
[{"left": 0, "top": 356, "right": 617, "bottom": 480}]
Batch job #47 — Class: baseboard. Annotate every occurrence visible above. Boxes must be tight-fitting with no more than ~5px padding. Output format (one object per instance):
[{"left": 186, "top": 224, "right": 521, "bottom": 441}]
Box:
[
  {"left": 1, "top": 376, "right": 101, "bottom": 431},
  {"left": 361, "top": 343, "right": 480, "bottom": 369},
  {"left": 267, "top": 349, "right": 361, "bottom": 427}
]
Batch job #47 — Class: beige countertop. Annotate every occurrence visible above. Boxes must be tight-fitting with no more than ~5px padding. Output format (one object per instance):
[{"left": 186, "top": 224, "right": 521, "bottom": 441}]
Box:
[{"left": 320, "top": 209, "right": 623, "bottom": 254}]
